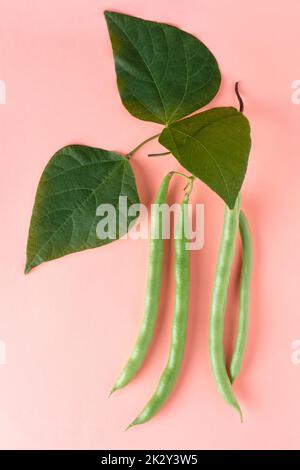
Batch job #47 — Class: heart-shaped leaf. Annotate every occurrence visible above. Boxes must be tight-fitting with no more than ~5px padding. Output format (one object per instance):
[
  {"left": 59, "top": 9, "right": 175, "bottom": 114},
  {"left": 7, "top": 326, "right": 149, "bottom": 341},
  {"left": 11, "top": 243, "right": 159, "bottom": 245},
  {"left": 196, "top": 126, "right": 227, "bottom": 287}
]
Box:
[
  {"left": 105, "top": 11, "right": 221, "bottom": 125},
  {"left": 159, "top": 107, "right": 251, "bottom": 208},
  {"left": 25, "top": 145, "right": 140, "bottom": 273}
]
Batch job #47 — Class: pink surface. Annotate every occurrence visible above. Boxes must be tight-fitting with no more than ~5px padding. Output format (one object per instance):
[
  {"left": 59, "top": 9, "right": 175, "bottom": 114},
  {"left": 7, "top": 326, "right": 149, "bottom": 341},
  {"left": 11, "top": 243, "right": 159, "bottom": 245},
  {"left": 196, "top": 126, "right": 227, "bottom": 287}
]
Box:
[{"left": 1, "top": 0, "right": 300, "bottom": 450}]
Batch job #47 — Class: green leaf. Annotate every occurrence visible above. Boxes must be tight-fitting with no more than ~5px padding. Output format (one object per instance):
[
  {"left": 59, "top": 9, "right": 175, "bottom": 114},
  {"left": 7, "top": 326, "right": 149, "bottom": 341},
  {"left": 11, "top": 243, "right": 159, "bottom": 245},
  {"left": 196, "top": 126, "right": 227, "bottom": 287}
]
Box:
[
  {"left": 159, "top": 107, "right": 251, "bottom": 208},
  {"left": 25, "top": 145, "right": 140, "bottom": 273},
  {"left": 104, "top": 11, "right": 221, "bottom": 125}
]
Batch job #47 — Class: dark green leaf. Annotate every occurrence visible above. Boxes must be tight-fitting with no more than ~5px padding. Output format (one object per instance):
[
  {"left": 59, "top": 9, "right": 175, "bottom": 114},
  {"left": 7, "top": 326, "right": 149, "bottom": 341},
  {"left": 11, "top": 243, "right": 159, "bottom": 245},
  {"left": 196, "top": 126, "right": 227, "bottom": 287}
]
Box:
[
  {"left": 25, "top": 145, "right": 140, "bottom": 273},
  {"left": 104, "top": 11, "right": 221, "bottom": 125},
  {"left": 159, "top": 107, "right": 251, "bottom": 208}
]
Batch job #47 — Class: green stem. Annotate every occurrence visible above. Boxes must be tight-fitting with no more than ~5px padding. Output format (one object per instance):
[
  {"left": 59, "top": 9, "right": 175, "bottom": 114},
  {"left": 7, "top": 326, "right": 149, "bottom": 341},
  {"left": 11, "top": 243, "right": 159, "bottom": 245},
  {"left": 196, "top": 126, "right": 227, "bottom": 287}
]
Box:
[
  {"left": 171, "top": 171, "right": 191, "bottom": 182},
  {"left": 148, "top": 151, "right": 171, "bottom": 157},
  {"left": 127, "top": 133, "right": 160, "bottom": 158},
  {"left": 235, "top": 82, "right": 244, "bottom": 113},
  {"left": 184, "top": 176, "right": 195, "bottom": 195}
]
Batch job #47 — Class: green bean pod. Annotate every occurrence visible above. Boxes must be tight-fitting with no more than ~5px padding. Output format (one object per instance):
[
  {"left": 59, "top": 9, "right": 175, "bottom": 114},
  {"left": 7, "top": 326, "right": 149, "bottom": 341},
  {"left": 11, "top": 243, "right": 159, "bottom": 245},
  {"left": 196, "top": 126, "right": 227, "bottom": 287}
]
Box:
[
  {"left": 230, "top": 211, "right": 253, "bottom": 383},
  {"left": 128, "top": 190, "right": 191, "bottom": 427},
  {"left": 111, "top": 172, "right": 173, "bottom": 393},
  {"left": 209, "top": 195, "right": 242, "bottom": 420}
]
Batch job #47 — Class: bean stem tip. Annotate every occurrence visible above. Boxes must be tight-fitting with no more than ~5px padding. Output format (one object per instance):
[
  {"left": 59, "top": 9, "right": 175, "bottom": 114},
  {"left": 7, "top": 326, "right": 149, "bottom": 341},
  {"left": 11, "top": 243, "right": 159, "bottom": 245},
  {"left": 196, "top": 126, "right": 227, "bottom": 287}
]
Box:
[
  {"left": 125, "top": 422, "right": 135, "bottom": 432},
  {"left": 108, "top": 387, "right": 117, "bottom": 398}
]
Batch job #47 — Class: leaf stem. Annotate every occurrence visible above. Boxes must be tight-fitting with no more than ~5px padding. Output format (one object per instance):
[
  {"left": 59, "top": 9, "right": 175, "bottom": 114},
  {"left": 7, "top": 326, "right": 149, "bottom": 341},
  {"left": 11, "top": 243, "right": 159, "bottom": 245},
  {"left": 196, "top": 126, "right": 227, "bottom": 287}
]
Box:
[
  {"left": 148, "top": 151, "right": 171, "bottom": 157},
  {"left": 184, "top": 176, "right": 195, "bottom": 196},
  {"left": 170, "top": 171, "right": 190, "bottom": 181},
  {"left": 170, "top": 171, "right": 194, "bottom": 191},
  {"left": 127, "top": 133, "right": 160, "bottom": 158},
  {"left": 235, "top": 82, "right": 244, "bottom": 113}
]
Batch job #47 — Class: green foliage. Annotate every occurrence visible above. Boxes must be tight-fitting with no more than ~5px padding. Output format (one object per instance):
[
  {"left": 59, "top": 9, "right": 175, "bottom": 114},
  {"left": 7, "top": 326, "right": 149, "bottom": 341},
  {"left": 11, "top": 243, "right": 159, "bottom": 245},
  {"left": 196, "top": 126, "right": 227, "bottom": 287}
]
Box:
[
  {"left": 105, "top": 11, "right": 221, "bottom": 125},
  {"left": 159, "top": 107, "right": 251, "bottom": 208},
  {"left": 26, "top": 13, "right": 252, "bottom": 272},
  {"left": 25, "top": 146, "right": 139, "bottom": 272}
]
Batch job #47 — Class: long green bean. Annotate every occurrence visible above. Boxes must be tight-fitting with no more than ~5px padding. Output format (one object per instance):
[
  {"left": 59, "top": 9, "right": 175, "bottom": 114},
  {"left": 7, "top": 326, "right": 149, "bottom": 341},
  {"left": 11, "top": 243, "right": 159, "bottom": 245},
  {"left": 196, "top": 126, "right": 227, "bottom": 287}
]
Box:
[
  {"left": 230, "top": 211, "right": 253, "bottom": 383},
  {"left": 209, "top": 195, "right": 242, "bottom": 420},
  {"left": 128, "top": 181, "right": 193, "bottom": 427},
  {"left": 111, "top": 172, "right": 173, "bottom": 393}
]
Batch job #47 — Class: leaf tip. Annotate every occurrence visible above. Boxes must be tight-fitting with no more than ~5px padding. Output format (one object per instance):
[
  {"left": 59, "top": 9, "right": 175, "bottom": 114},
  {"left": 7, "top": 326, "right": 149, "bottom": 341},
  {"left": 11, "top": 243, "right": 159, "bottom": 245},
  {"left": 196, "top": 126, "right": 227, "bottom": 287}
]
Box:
[
  {"left": 103, "top": 10, "right": 114, "bottom": 21},
  {"left": 24, "top": 264, "right": 32, "bottom": 275}
]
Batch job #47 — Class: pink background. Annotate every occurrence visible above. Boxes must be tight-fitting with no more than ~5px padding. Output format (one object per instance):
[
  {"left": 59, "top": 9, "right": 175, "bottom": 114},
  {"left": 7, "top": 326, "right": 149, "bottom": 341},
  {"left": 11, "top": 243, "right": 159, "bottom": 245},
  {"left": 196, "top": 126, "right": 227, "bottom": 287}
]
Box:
[{"left": 1, "top": 0, "right": 300, "bottom": 450}]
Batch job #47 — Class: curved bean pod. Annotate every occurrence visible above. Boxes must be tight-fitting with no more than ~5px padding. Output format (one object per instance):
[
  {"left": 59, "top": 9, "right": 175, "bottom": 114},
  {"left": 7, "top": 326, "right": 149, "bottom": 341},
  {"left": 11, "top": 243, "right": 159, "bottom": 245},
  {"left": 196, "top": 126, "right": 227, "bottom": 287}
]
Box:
[
  {"left": 111, "top": 172, "right": 173, "bottom": 393},
  {"left": 209, "top": 195, "right": 242, "bottom": 420},
  {"left": 128, "top": 187, "right": 192, "bottom": 427},
  {"left": 230, "top": 211, "right": 253, "bottom": 383}
]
